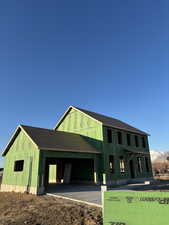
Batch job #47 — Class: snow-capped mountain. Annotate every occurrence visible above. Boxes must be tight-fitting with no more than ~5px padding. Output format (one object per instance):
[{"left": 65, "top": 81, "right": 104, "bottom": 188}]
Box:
[{"left": 150, "top": 151, "right": 169, "bottom": 162}]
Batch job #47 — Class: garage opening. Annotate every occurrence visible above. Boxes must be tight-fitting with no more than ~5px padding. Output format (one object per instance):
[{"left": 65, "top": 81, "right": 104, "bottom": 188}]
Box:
[{"left": 44, "top": 158, "right": 94, "bottom": 189}]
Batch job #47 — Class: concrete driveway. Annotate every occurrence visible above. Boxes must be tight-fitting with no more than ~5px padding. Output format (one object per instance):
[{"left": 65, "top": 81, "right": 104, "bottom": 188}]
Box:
[
  {"left": 46, "top": 184, "right": 102, "bottom": 206},
  {"left": 46, "top": 182, "right": 160, "bottom": 206}
]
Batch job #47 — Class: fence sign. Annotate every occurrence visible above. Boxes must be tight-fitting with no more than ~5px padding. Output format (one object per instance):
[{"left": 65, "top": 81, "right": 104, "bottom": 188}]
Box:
[{"left": 103, "top": 191, "right": 169, "bottom": 225}]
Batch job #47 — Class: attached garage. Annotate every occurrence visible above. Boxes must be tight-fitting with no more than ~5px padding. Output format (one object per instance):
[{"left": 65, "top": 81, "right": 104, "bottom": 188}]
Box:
[
  {"left": 1, "top": 125, "right": 101, "bottom": 194},
  {"left": 44, "top": 158, "right": 94, "bottom": 189}
]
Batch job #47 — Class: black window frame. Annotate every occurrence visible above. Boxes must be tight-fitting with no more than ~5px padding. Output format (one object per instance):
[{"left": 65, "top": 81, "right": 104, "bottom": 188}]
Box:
[
  {"left": 126, "top": 133, "right": 131, "bottom": 146},
  {"left": 142, "top": 136, "right": 146, "bottom": 148},
  {"left": 107, "top": 129, "right": 112, "bottom": 143},
  {"left": 135, "top": 135, "right": 139, "bottom": 147},
  {"left": 14, "top": 160, "right": 24, "bottom": 172},
  {"left": 117, "top": 131, "right": 122, "bottom": 145}
]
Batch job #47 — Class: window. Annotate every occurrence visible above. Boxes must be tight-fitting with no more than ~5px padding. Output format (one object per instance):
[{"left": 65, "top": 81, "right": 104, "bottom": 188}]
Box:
[
  {"left": 135, "top": 135, "right": 139, "bottom": 147},
  {"left": 119, "top": 156, "right": 125, "bottom": 174},
  {"left": 137, "top": 157, "right": 142, "bottom": 173},
  {"left": 117, "top": 131, "right": 122, "bottom": 144},
  {"left": 145, "top": 157, "right": 149, "bottom": 172},
  {"left": 109, "top": 155, "right": 114, "bottom": 173},
  {"left": 14, "top": 160, "right": 24, "bottom": 172},
  {"left": 127, "top": 134, "right": 131, "bottom": 146},
  {"left": 107, "top": 129, "right": 112, "bottom": 143},
  {"left": 142, "top": 137, "right": 146, "bottom": 148}
]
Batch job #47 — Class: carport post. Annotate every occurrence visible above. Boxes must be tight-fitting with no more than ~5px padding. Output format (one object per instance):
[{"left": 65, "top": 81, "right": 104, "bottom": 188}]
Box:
[
  {"left": 102, "top": 173, "right": 106, "bottom": 185},
  {"left": 94, "top": 172, "right": 98, "bottom": 184},
  {"left": 94, "top": 157, "right": 99, "bottom": 184}
]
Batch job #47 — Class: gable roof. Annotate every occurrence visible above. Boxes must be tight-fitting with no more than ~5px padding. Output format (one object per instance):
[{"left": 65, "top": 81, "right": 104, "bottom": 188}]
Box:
[
  {"left": 1, "top": 125, "right": 38, "bottom": 157},
  {"left": 54, "top": 106, "right": 150, "bottom": 136},
  {"left": 2, "top": 125, "right": 100, "bottom": 156}
]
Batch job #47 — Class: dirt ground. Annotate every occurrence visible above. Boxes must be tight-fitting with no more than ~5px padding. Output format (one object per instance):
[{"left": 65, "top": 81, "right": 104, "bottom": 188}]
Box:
[
  {"left": 1, "top": 180, "right": 169, "bottom": 225},
  {"left": 0, "top": 192, "right": 102, "bottom": 225}
]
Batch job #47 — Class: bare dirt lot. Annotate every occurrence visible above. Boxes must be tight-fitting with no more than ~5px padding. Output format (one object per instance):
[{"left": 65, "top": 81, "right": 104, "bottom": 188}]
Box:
[
  {"left": 1, "top": 180, "right": 169, "bottom": 225},
  {"left": 0, "top": 192, "right": 102, "bottom": 225}
]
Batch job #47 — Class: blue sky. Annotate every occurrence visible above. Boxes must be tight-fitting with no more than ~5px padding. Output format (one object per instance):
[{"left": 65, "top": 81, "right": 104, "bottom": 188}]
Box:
[{"left": 0, "top": 0, "right": 169, "bottom": 167}]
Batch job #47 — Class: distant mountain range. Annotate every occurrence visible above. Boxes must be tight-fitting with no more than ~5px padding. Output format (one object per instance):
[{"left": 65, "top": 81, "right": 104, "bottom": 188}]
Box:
[{"left": 150, "top": 151, "right": 169, "bottom": 162}]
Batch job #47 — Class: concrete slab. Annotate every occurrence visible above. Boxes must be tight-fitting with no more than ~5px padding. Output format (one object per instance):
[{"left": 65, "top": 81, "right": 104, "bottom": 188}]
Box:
[
  {"left": 46, "top": 182, "right": 160, "bottom": 206},
  {"left": 46, "top": 184, "right": 102, "bottom": 206}
]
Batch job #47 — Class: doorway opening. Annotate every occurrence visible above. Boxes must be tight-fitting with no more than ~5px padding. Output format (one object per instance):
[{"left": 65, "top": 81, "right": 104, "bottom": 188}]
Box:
[{"left": 129, "top": 160, "right": 135, "bottom": 178}]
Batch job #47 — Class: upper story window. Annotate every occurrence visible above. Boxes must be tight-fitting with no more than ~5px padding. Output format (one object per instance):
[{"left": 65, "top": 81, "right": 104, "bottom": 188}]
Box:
[
  {"left": 14, "top": 160, "right": 24, "bottom": 172},
  {"left": 135, "top": 135, "right": 139, "bottom": 147},
  {"left": 142, "top": 136, "right": 146, "bottom": 148},
  {"left": 117, "top": 131, "right": 122, "bottom": 144},
  {"left": 109, "top": 155, "right": 114, "bottom": 173},
  {"left": 126, "top": 134, "right": 131, "bottom": 146},
  {"left": 107, "top": 129, "right": 112, "bottom": 143}
]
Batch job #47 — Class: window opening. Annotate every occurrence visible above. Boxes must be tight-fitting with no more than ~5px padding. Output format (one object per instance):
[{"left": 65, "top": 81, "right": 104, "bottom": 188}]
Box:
[
  {"left": 14, "top": 160, "right": 24, "bottom": 172},
  {"left": 118, "top": 132, "right": 122, "bottom": 144},
  {"left": 120, "top": 156, "right": 125, "bottom": 174},
  {"left": 127, "top": 134, "right": 131, "bottom": 146},
  {"left": 107, "top": 129, "right": 112, "bottom": 143},
  {"left": 137, "top": 157, "right": 142, "bottom": 173},
  {"left": 135, "top": 135, "right": 139, "bottom": 147},
  {"left": 109, "top": 155, "right": 114, "bottom": 173}
]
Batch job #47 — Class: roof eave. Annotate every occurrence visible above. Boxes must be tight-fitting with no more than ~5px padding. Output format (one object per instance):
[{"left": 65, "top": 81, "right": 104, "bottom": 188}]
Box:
[
  {"left": 1, "top": 126, "right": 21, "bottom": 157},
  {"left": 53, "top": 106, "right": 72, "bottom": 130},
  {"left": 39, "top": 146, "right": 101, "bottom": 154},
  {"left": 2, "top": 125, "right": 39, "bottom": 157},
  {"left": 103, "top": 124, "right": 150, "bottom": 136}
]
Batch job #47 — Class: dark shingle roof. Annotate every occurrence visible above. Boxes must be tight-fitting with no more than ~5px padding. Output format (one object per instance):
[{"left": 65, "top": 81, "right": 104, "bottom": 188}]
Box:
[
  {"left": 21, "top": 125, "right": 100, "bottom": 154},
  {"left": 74, "top": 106, "right": 149, "bottom": 136}
]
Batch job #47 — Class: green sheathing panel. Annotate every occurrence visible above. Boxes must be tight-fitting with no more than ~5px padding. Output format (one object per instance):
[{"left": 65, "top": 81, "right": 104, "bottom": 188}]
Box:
[
  {"left": 103, "top": 126, "right": 153, "bottom": 182},
  {"left": 104, "top": 191, "right": 169, "bottom": 225},
  {"left": 2, "top": 130, "right": 39, "bottom": 188},
  {"left": 38, "top": 150, "right": 101, "bottom": 187},
  {"left": 56, "top": 108, "right": 103, "bottom": 150},
  {"left": 55, "top": 108, "right": 104, "bottom": 182}
]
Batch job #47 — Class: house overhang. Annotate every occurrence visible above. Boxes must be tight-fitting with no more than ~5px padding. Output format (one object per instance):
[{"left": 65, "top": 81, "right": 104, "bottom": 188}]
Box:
[
  {"left": 124, "top": 149, "right": 150, "bottom": 155},
  {"left": 39, "top": 147, "right": 101, "bottom": 154}
]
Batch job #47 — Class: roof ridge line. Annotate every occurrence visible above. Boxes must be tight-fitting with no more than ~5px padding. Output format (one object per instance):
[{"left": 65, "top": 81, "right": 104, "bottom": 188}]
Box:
[
  {"left": 73, "top": 106, "right": 150, "bottom": 136},
  {"left": 20, "top": 124, "right": 53, "bottom": 131}
]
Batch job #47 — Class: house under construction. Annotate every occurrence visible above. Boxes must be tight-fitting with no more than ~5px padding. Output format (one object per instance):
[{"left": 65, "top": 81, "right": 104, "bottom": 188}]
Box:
[{"left": 1, "top": 106, "right": 153, "bottom": 194}]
